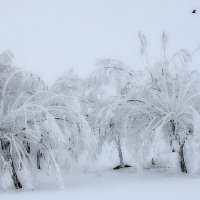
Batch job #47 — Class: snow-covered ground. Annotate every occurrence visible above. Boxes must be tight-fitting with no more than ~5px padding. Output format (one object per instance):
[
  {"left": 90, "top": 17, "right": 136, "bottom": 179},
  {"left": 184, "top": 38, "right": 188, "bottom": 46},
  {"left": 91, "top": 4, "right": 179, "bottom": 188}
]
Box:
[{"left": 1, "top": 168, "right": 200, "bottom": 200}]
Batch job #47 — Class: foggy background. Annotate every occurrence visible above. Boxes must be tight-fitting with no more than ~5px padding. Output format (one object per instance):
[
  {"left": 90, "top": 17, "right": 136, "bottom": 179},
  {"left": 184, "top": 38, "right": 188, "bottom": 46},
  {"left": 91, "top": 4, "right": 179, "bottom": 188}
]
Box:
[{"left": 0, "top": 0, "right": 199, "bottom": 85}]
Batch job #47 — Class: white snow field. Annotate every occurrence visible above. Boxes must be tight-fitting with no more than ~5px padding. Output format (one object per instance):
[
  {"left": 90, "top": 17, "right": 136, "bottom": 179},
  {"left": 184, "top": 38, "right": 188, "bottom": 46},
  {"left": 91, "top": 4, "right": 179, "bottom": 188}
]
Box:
[{"left": 1, "top": 168, "right": 200, "bottom": 200}]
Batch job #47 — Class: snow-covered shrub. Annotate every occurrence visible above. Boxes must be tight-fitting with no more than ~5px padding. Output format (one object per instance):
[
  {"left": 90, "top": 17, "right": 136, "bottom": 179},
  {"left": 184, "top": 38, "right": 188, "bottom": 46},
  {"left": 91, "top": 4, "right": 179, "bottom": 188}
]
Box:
[
  {"left": 84, "top": 60, "right": 143, "bottom": 169},
  {"left": 51, "top": 70, "right": 95, "bottom": 167},
  {"left": 0, "top": 52, "right": 92, "bottom": 189},
  {"left": 1, "top": 32, "right": 200, "bottom": 191},
  {"left": 89, "top": 33, "right": 200, "bottom": 174},
  {"left": 124, "top": 34, "right": 200, "bottom": 173}
]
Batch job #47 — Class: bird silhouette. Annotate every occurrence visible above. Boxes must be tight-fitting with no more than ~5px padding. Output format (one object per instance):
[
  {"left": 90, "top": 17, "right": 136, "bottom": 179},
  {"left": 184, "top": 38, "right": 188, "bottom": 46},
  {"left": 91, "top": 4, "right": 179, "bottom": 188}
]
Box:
[{"left": 192, "top": 10, "right": 197, "bottom": 13}]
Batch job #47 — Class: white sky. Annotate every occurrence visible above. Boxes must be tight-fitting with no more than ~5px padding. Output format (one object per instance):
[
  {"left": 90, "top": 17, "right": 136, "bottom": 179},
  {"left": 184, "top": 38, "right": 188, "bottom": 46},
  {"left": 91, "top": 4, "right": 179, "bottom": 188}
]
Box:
[{"left": 0, "top": 0, "right": 199, "bottom": 85}]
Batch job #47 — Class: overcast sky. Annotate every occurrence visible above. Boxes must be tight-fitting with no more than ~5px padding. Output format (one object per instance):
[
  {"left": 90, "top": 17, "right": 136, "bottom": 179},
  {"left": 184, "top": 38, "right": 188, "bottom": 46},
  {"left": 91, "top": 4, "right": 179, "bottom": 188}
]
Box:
[{"left": 0, "top": 0, "right": 199, "bottom": 85}]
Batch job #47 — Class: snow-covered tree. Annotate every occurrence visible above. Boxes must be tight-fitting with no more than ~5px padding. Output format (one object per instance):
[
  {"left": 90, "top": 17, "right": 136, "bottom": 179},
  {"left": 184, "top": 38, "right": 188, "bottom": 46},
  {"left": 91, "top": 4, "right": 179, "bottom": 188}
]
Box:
[
  {"left": 89, "top": 34, "right": 200, "bottom": 173},
  {"left": 0, "top": 53, "right": 92, "bottom": 189},
  {"left": 123, "top": 34, "right": 200, "bottom": 173},
  {"left": 1, "top": 31, "right": 200, "bottom": 191},
  {"left": 50, "top": 70, "right": 95, "bottom": 168},
  {"left": 86, "top": 59, "right": 142, "bottom": 169},
  {"left": 95, "top": 97, "right": 131, "bottom": 168}
]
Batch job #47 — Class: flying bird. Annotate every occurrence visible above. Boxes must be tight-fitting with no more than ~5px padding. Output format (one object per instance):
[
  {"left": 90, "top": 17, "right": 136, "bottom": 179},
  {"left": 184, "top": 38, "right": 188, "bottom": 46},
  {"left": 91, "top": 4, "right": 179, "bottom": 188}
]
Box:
[{"left": 192, "top": 10, "right": 197, "bottom": 13}]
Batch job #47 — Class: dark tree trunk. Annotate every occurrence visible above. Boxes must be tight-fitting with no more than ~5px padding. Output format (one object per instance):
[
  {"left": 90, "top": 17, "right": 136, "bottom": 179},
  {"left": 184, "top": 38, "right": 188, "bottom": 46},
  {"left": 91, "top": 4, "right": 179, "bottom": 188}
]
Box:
[
  {"left": 170, "top": 139, "right": 175, "bottom": 152},
  {"left": 170, "top": 120, "right": 176, "bottom": 152},
  {"left": 115, "top": 133, "right": 125, "bottom": 168},
  {"left": 37, "top": 135, "right": 43, "bottom": 169},
  {"left": 179, "top": 141, "right": 187, "bottom": 173},
  {"left": 169, "top": 120, "right": 188, "bottom": 173},
  {"left": 1, "top": 140, "right": 22, "bottom": 189},
  {"left": 23, "top": 140, "right": 30, "bottom": 154},
  {"left": 10, "top": 156, "right": 23, "bottom": 189},
  {"left": 37, "top": 150, "right": 41, "bottom": 169},
  {"left": 151, "top": 158, "right": 156, "bottom": 166}
]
